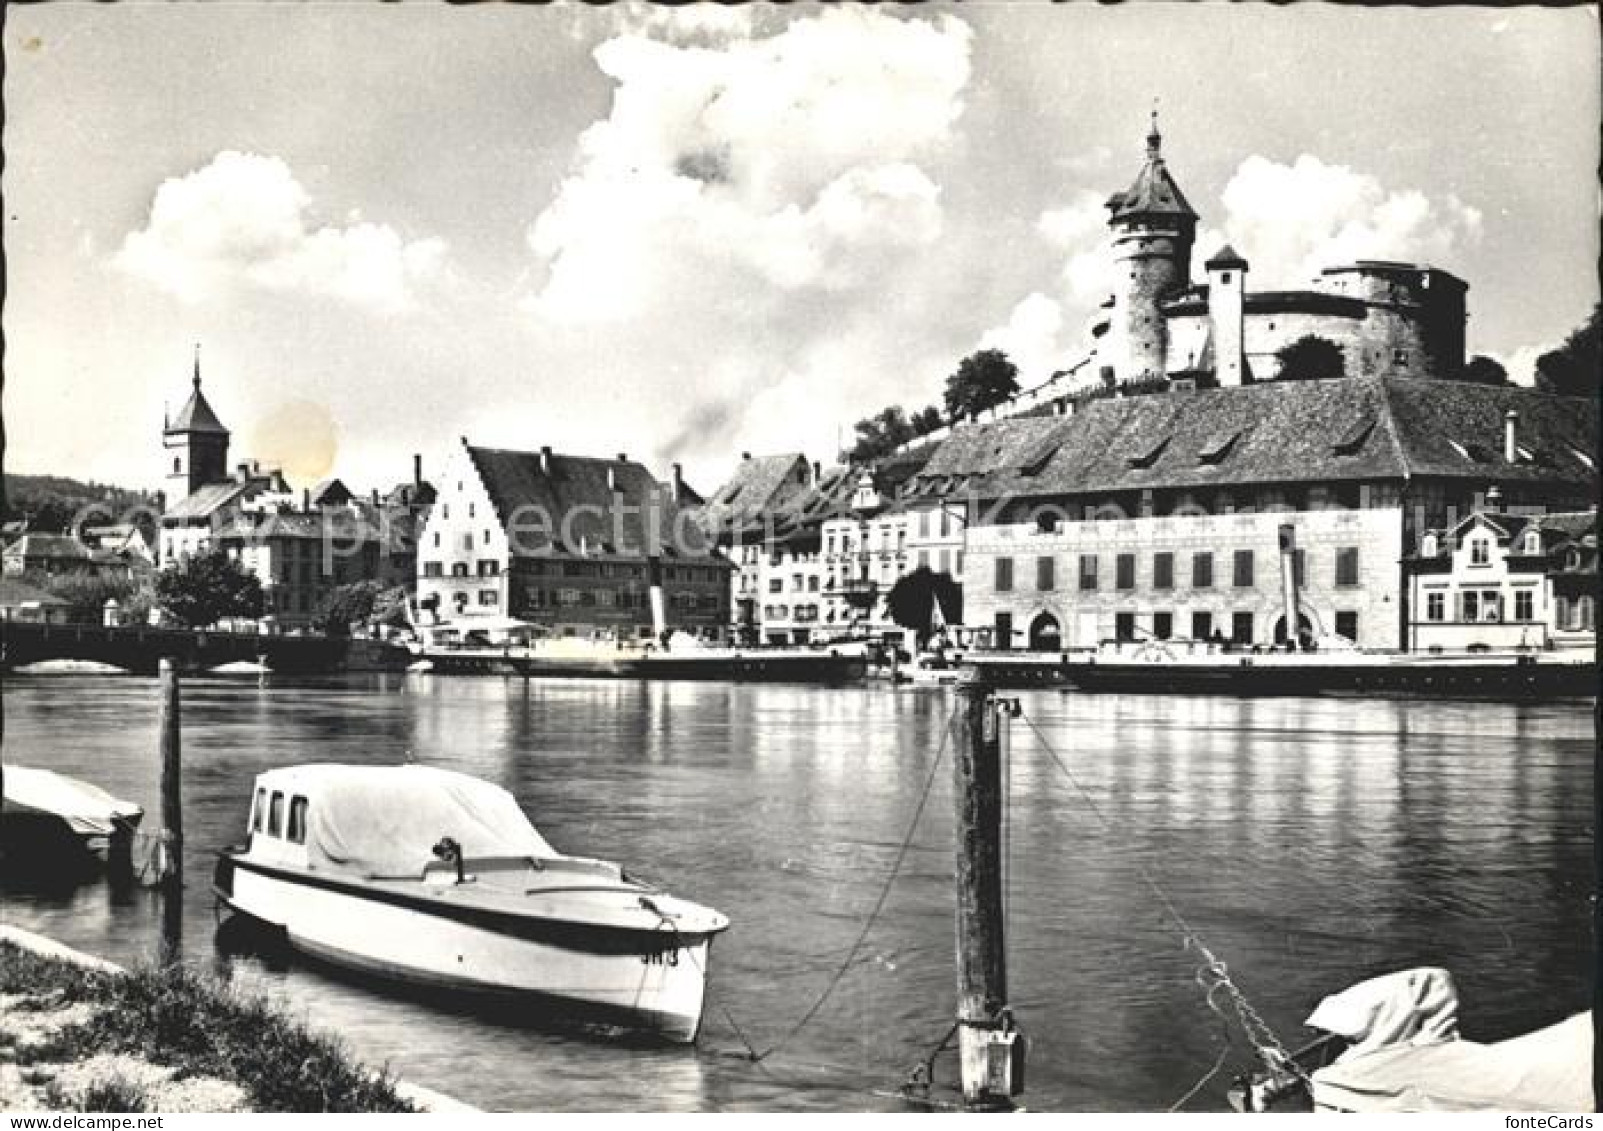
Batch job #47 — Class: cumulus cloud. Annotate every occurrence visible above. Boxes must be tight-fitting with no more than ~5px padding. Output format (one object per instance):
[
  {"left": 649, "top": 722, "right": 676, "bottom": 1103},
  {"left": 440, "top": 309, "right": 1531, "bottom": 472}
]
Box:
[
  {"left": 520, "top": 7, "right": 973, "bottom": 469},
  {"left": 1213, "top": 154, "right": 1483, "bottom": 287},
  {"left": 527, "top": 9, "right": 968, "bottom": 322},
  {"left": 979, "top": 293, "right": 1069, "bottom": 386},
  {"left": 116, "top": 151, "right": 446, "bottom": 313}
]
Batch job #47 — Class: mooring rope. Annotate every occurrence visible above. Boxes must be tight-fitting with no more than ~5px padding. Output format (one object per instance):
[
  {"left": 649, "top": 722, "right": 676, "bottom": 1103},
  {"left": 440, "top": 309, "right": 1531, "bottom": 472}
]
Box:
[
  {"left": 661, "top": 702, "right": 957, "bottom": 1070},
  {"left": 1015, "top": 709, "right": 1308, "bottom": 1108},
  {"left": 747, "top": 705, "right": 955, "bottom": 1063}
]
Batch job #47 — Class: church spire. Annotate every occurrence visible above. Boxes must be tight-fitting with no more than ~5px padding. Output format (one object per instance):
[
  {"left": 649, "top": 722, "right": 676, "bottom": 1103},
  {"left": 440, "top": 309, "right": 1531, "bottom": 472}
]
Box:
[
  {"left": 1147, "top": 100, "right": 1162, "bottom": 160},
  {"left": 193, "top": 342, "right": 202, "bottom": 390}
]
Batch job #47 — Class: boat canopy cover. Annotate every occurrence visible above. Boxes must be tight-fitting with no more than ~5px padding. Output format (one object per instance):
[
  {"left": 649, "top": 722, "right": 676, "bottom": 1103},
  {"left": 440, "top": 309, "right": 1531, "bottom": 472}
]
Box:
[
  {"left": 2, "top": 767, "right": 143, "bottom": 835},
  {"left": 1307, "top": 968, "right": 1593, "bottom": 1111},
  {"left": 261, "top": 765, "right": 555, "bottom": 879}
]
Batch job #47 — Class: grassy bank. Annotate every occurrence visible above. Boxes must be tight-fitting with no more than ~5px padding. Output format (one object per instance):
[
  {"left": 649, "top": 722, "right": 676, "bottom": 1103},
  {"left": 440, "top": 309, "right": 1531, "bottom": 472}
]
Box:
[{"left": 0, "top": 941, "right": 415, "bottom": 1112}]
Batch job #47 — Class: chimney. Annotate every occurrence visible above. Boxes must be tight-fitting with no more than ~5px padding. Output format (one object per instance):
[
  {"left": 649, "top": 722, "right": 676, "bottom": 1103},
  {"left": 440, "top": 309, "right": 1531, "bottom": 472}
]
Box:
[
  {"left": 236, "top": 462, "right": 251, "bottom": 484},
  {"left": 812, "top": 460, "right": 822, "bottom": 483},
  {"left": 371, "top": 488, "right": 380, "bottom": 505},
  {"left": 539, "top": 446, "right": 553, "bottom": 475},
  {"left": 742, "top": 451, "right": 751, "bottom": 462},
  {"left": 1504, "top": 410, "right": 1519, "bottom": 463},
  {"left": 252, "top": 459, "right": 261, "bottom": 474},
  {"left": 413, "top": 453, "right": 423, "bottom": 488},
  {"left": 671, "top": 463, "right": 686, "bottom": 503},
  {"left": 617, "top": 452, "right": 628, "bottom": 463},
  {"left": 302, "top": 488, "right": 311, "bottom": 512},
  {"left": 1486, "top": 484, "right": 1503, "bottom": 508}
]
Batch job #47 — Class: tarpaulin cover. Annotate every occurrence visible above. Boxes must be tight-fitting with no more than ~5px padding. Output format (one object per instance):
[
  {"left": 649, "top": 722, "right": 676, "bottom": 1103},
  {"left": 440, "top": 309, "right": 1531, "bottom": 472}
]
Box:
[
  {"left": 272, "top": 765, "right": 555, "bottom": 879},
  {"left": 1306, "top": 967, "right": 1461, "bottom": 1060},
  {"left": 2, "top": 767, "right": 142, "bottom": 836},
  {"left": 1307, "top": 968, "right": 1593, "bottom": 1111}
]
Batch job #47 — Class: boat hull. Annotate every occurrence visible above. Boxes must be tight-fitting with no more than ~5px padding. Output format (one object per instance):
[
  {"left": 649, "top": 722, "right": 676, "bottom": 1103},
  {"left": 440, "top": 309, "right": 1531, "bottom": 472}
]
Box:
[
  {"left": 214, "top": 853, "right": 716, "bottom": 1043},
  {"left": 416, "top": 647, "right": 866, "bottom": 684},
  {"left": 1064, "top": 655, "right": 1598, "bottom": 699}
]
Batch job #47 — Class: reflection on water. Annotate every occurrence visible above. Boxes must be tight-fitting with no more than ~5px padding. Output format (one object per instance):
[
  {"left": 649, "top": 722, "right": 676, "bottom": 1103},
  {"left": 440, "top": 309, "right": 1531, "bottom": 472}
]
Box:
[{"left": 1, "top": 674, "right": 1592, "bottom": 1111}]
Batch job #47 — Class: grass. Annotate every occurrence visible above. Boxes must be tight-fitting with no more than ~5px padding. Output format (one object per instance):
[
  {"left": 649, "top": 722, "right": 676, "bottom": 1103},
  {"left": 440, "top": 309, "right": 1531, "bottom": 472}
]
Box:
[{"left": 0, "top": 941, "right": 416, "bottom": 1113}]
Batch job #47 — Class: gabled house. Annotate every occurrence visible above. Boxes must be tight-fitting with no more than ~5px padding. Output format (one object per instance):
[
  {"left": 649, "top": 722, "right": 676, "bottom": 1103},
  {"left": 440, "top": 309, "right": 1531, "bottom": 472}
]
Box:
[
  {"left": 1407, "top": 509, "right": 1596, "bottom": 652},
  {"left": 917, "top": 376, "right": 1596, "bottom": 652},
  {"left": 416, "top": 439, "right": 730, "bottom": 641}
]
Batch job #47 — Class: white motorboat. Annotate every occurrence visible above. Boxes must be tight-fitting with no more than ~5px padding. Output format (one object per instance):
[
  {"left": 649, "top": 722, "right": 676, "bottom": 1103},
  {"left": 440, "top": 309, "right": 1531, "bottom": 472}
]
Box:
[
  {"left": 1, "top": 766, "right": 144, "bottom": 868},
  {"left": 213, "top": 764, "right": 729, "bottom": 1043}
]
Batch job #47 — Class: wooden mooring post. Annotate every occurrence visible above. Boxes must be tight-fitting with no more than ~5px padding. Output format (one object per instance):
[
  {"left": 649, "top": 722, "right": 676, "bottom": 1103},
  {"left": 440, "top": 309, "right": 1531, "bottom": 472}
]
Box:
[
  {"left": 949, "top": 670, "right": 1023, "bottom": 1110},
  {"left": 157, "top": 657, "right": 183, "bottom": 966}
]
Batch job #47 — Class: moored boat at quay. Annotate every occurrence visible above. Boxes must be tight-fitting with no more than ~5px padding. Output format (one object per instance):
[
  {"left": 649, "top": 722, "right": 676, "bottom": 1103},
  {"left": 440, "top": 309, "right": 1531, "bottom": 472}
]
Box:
[
  {"left": 1061, "top": 646, "right": 1597, "bottom": 698},
  {"left": 408, "top": 620, "right": 867, "bottom": 683},
  {"left": 213, "top": 764, "right": 729, "bottom": 1043}
]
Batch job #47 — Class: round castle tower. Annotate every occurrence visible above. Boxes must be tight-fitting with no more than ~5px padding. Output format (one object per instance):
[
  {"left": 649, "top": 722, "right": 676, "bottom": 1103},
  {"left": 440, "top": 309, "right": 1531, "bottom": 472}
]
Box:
[{"left": 1104, "top": 114, "right": 1198, "bottom": 385}]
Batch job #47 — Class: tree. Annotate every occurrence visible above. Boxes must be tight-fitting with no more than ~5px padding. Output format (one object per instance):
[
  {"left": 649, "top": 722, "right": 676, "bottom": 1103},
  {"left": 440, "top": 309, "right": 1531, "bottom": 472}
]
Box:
[
  {"left": 848, "top": 406, "right": 917, "bottom": 464},
  {"left": 1274, "top": 335, "right": 1345, "bottom": 382},
  {"left": 1534, "top": 303, "right": 1600, "bottom": 397},
  {"left": 316, "top": 580, "right": 387, "bottom": 636},
  {"left": 1461, "top": 355, "right": 1510, "bottom": 386},
  {"left": 25, "top": 569, "right": 152, "bottom": 625},
  {"left": 942, "top": 349, "right": 1020, "bottom": 420},
  {"left": 154, "top": 550, "right": 264, "bottom": 627},
  {"left": 908, "top": 405, "right": 945, "bottom": 435},
  {"left": 885, "top": 566, "right": 964, "bottom": 645}
]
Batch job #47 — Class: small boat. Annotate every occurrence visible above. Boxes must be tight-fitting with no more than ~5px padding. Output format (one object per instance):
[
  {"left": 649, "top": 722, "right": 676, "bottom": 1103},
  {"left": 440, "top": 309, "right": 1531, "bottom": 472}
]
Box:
[
  {"left": 1, "top": 766, "right": 144, "bottom": 870},
  {"left": 1230, "top": 967, "right": 1592, "bottom": 1112},
  {"left": 905, "top": 652, "right": 963, "bottom": 687},
  {"left": 212, "top": 764, "right": 729, "bottom": 1043}
]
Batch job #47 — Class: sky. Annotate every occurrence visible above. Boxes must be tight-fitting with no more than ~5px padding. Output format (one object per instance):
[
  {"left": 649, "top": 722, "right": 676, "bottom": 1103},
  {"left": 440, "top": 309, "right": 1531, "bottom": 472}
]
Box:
[{"left": 4, "top": 2, "right": 1599, "bottom": 499}]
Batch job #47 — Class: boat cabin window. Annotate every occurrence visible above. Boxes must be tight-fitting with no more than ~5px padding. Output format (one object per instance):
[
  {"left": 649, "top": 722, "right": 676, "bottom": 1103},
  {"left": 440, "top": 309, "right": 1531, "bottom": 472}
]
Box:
[
  {"left": 251, "top": 788, "right": 268, "bottom": 833},
  {"left": 268, "top": 791, "right": 285, "bottom": 838},
  {"left": 287, "top": 797, "right": 308, "bottom": 845}
]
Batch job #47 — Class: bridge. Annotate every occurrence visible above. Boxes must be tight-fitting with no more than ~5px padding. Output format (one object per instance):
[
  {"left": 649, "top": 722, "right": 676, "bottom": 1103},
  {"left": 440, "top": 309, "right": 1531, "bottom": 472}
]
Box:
[{"left": 0, "top": 619, "right": 406, "bottom": 675}]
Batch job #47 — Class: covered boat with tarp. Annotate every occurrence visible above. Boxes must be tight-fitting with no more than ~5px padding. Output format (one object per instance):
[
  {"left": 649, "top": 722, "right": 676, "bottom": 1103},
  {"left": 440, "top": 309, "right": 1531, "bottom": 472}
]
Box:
[
  {"left": 1, "top": 766, "right": 143, "bottom": 874},
  {"left": 1232, "top": 968, "right": 1593, "bottom": 1112},
  {"left": 212, "top": 764, "right": 728, "bottom": 1043}
]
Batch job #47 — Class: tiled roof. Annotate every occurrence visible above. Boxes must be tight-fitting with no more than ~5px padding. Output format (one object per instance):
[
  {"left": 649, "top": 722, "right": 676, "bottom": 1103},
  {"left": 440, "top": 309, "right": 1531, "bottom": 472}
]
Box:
[
  {"left": 1108, "top": 139, "right": 1197, "bottom": 222},
  {"left": 162, "top": 481, "right": 251, "bottom": 521},
  {"left": 310, "top": 478, "right": 354, "bottom": 507},
  {"left": 467, "top": 446, "right": 722, "bottom": 560},
  {"left": 699, "top": 453, "right": 812, "bottom": 530},
  {"left": 0, "top": 577, "right": 69, "bottom": 607},
  {"left": 910, "top": 377, "right": 1599, "bottom": 500},
  {"left": 167, "top": 383, "right": 228, "bottom": 435},
  {"left": 1205, "top": 244, "right": 1247, "bottom": 270},
  {"left": 3, "top": 533, "right": 91, "bottom": 560},
  {"left": 217, "top": 511, "right": 384, "bottom": 544}
]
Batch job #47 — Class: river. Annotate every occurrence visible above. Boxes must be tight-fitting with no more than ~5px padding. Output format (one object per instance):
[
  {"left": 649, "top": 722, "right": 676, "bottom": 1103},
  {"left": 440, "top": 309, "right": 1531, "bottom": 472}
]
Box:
[{"left": 1, "top": 673, "right": 1593, "bottom": 1111}]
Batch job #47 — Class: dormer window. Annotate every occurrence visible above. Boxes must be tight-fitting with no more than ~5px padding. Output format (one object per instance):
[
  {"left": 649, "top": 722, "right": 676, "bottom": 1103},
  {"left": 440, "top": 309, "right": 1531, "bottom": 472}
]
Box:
[
  {"left": 1420, "top": 534, "right": 1439, "bottom": 557},
  {"left": 1470, "top": 538, "right": 1490, "bottom": 566},
  {"left": 1523, "top": 531, "right": 1541, "bottom": 555},
  {"left": 1333, "top": 415, "right": 1377, "bottom": 456},
  {"left": 1198, "top": 430, "right": 1243, "bottom": 465},
  {"left": 1128, "top": 434, "right": 1171, "bottom": 469}
]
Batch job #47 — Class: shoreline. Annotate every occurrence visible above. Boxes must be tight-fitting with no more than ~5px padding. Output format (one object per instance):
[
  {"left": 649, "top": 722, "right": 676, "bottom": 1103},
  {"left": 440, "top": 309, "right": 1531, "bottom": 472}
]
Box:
[{"left": 0, "top": 926, "right": 474, "bottom": 1114}]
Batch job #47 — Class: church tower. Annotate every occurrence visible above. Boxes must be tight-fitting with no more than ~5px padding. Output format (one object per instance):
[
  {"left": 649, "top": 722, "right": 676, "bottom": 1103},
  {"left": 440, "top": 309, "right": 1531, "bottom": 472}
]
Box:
[
  {"left": 162, "top": 347, "right": 230, "bottom": 501},
  {"left": 1104, "top": 111, "right": 1198, "bottom": 384}
]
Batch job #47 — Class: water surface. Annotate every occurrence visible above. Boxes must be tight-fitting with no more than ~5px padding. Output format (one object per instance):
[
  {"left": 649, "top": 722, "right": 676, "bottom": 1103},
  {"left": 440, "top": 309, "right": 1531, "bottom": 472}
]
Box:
[{"left": 2, "top": 674, "right": 1592, "bottom": 1111}]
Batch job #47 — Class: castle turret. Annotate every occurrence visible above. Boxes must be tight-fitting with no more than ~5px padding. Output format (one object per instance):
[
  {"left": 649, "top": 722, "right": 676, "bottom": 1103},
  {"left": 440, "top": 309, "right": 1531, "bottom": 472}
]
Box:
[
  {"left": 1205, "top": 244, "right": 1248, "bottom": 387},
  {"left": 1105, "top": 112, "right": 1197, "bottom": 384},
  {"left": 163, "top": 346, "right": 230, "bottom": 500}
]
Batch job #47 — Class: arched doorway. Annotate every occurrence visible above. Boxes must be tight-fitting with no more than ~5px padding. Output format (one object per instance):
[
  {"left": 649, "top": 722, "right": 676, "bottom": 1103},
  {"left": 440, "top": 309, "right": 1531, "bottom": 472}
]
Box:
[{"left": 1028, "top": 612, "right": 1062, "bottom": 652}]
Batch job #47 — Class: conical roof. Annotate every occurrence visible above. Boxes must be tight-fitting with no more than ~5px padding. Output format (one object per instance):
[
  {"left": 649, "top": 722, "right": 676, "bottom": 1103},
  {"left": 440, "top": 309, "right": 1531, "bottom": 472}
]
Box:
[
  {"left": 1107, "top": 115, "right": 1197, "bottom": 223},
  {"left": 166, "top": 353, "right": 229, "bottom": 436}
]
